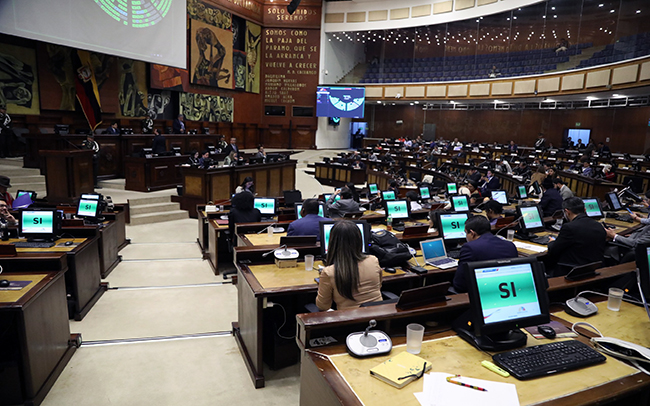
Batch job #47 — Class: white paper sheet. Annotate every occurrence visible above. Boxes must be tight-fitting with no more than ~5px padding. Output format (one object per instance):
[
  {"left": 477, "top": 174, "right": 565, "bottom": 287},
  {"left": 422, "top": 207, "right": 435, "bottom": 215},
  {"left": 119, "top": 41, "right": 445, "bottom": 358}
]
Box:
[{"left": 416, "top": 372, "right": 520, "bottom": 406}]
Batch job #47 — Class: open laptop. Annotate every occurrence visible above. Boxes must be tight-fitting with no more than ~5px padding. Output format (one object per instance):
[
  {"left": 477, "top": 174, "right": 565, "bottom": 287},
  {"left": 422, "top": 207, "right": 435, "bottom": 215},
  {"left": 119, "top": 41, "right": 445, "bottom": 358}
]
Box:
[{"left": 419, "top": 238, "right": 458, "bottom": 269}]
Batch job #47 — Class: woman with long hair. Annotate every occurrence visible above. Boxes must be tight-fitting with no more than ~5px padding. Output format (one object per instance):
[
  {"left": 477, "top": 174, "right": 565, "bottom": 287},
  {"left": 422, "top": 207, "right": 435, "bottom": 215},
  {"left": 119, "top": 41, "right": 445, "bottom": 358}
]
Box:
[
  {"left": 236, "top": 176, "right": 255, "bottom": 194},
  {"left": 316, "top": 220, "right": 382, "bottom": 310}
]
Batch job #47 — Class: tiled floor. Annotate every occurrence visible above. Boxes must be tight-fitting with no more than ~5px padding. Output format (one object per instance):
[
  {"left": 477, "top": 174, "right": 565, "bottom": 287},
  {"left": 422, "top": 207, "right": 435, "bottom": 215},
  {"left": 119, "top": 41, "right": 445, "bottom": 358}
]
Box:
[{"left": 1, "top": 149, "right": 348, "bottom": 405}]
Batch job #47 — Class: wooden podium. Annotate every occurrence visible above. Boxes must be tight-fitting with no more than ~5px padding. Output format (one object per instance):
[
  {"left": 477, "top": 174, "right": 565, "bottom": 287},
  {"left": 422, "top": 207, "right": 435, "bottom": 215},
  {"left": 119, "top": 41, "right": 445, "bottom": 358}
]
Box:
[{"left": 43, "top": 150, "right": 94, "bottom": 203}]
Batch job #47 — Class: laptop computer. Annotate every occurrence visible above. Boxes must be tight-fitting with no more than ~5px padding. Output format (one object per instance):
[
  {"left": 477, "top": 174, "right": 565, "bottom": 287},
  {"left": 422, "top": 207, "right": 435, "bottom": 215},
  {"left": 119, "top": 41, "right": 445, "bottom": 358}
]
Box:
[{"left": 419, "top": 238, "right": 458, "bottom": 269}]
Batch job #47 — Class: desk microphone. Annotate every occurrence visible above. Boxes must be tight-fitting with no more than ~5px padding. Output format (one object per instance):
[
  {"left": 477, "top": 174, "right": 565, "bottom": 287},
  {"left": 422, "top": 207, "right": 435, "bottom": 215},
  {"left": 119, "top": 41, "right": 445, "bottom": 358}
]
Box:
[
  {"left": 495, "top": 216, "right": 523, "bottom": 238},
  {"left": 262, "top": 244, "right": 287, "bottom": 257},
  {"left": 472, "top": 199, "right": 490, "bottom": 213},
  {"left": 257, "top": 224, "right": 275, "bottom": 234}
]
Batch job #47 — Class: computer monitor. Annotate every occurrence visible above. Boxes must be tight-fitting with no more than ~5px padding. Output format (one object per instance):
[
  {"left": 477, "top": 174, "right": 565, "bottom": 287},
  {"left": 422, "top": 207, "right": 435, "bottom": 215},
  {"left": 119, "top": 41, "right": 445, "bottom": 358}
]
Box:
[
  {"left": 295, "top": 202, "right": 326, "bottom": 219},
  {"left": 450, "top": 195, "right": 470, "bottom": 212},
  {"left": 248, "top": 157, "right": 264, "bottom": 165},
  {"left": 323, "top": 193, "right": 341, "bottom": 202},
  {"left": 437, "top": 212, "right": 469, "bottom": 245},
  {"left": 283, "top": 190, "right": 302, "bottom": 207},
  {"left": 582, "top": 198, "right": 603, "bottom": 219},
  {"left": 531, "top": 181, "right": 542, "bottom": 195},
  {"left": 634, "top": 242, "right": 650, "bottom": 322},
  {"left": 516, "top": 185, "right": 528, "bottom": 200},
  {"left": 419, "top": 186, "right": 431, "bottom": 200},
  {"left": 319, "top": 220, "right": 371, "bottom": 256},
  {"left": 16, "top": 190, "right": 37, "bottom": 200},
  {"left": 254, "top": 198, "right": 276, "bottom": 218},
  {"left": 81, "top": 193, "right": 101, "bottom": 200},
  {"left": 454, "top": 256, "right": 550, "bottom": 351},
  {"left": 517, "top": 204, "right": 545, "bottom": 235},
  {"left": 19, "top": 208, "right": 61, "bottom": 242},
  {"left": 76, "top": 197, "right": 101, "bottom": 219},
  {"left": 491, "top": 190, "right": 508, "bottom": 205},
  {"left": 605, "top": 192, "right": 622, "bottom": 211},
  {"left": 385, "top": 200, "right": 410, "bottom": 220},
  {"left": 368, "top": 183, "right": 378, "bottom": 195},
  {"left": 381, "top": 190, "right": 396, "bottom": 201},
  {"left": 446, "top": 183, "right": 458, "bottom": 194}
]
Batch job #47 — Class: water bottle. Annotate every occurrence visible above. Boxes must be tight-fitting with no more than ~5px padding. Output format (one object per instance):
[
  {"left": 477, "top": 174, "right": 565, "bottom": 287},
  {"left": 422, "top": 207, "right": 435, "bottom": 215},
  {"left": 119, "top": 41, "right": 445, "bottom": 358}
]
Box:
[{"left": 387, "top": 215, "right": 393, "bottom": 231}]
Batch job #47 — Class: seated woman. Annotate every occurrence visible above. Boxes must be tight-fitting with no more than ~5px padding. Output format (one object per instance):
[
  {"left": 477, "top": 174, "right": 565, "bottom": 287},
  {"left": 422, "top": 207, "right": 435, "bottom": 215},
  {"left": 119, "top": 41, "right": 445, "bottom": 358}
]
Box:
[
  {"left": 187, "top": 150, "right": 200, "bottom": 167},
  {"left": 227, "top": 191, "right": 262, "bottom": 239},
  {"left": 223, "top": 151, "right": 237, "bottom": 167},
  {"left": 484, "top": 199, "right": 504, "bottom": 226},
  {"left": 236, "top": 176, "right": 255, "bottom": 194},
  {"left": 316, "top": 220, "right": 382, "bottom": 310}
]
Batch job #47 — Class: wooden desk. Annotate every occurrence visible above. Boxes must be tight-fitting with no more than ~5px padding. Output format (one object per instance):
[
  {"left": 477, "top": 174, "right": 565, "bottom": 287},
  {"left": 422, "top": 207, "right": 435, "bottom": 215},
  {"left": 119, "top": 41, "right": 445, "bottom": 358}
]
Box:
[
  {"left": 314, "top": 162, "right": 367, "bottom": 187},
  {"left": 0, "top": 238, "right": 106, "bottom": 320},
  {"left": 0, "top": 272, "right": 79, "bottom": 406},
  {"left": 124, "top": 155, "right": 188, "bottom": 192},
  {"left": 233, "top": 255, "right": 423, "bottom": 389},
  {"left": 175, "top": 160, "right": 297, "bottom": 217},
  {"left": 300, "top": 330, "right": 647, "bottom": 406}
]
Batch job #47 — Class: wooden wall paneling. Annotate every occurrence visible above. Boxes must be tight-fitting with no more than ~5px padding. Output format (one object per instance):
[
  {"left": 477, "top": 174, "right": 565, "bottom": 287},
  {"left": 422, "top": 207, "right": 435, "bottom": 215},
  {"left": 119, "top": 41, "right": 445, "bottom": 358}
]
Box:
[
  {"left": 292, "top": 127, "right": 315, "bottom": 149},
  {"left": 98, "top": 140, "right": 121, "bottom": 177},
  {"left": 268, "top": 167, "right": 282, "bottom": 196},
  {"left": 282, "top": 164, "right": 295, "bottom": 192},
  {"left": 184, "top": 174, "right": 205, "bottom": 198},
  {"left": 210, "top": 173, "right": 233, "bottom": 201},
  {"left": 255, "top": 168, "right": 269, "bottom": 196},
  {"left": 125, "top": 161, "right": 146, "bottom": 191}
]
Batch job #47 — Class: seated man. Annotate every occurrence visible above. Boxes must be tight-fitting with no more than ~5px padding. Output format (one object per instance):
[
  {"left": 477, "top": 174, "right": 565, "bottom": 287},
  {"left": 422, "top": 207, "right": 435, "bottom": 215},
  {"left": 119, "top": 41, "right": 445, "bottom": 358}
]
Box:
[
  {"left": 543, "top": 197, "right": 606, "bottom": 276},
  {"left": 326, "top": 187, "right": 360, "bottom": 218},
  {"left": 539, "top": 177, "right": 563, "bottom": 217},
  {"left": 480, "top": 170, "right": 500, "bottom": 196},
  {"left": 452, "top": 216, "right": 518, "bottom": 293},
  {"left": 0, "top": 199, "right": 17, "bottom": 224},
  {"left": 553, "top": 178, "right": 574, "bottom": 200},
  {"left": 605, "top": 216, "right": 650, "bottom": 263},
  {"left": 287, "top": 199, "right": 327, "bottom": 241}
]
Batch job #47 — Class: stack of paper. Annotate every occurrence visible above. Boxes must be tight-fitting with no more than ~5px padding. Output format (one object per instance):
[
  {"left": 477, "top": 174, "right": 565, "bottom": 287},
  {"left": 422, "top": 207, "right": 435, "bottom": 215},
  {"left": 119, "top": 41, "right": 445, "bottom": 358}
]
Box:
[
  {"left": 414, "top": 372, "right": 520, "bottom": 406},
  {"left": 513, "top": 241, "right": 547, "bottom": 253}
]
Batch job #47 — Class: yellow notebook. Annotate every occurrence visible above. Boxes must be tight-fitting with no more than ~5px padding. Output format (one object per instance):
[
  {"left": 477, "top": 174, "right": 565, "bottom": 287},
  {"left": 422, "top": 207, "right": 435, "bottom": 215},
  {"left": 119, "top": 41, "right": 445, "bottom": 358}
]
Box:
[{"left": 370, "top": 351, "right": 432, "bottom": 389}]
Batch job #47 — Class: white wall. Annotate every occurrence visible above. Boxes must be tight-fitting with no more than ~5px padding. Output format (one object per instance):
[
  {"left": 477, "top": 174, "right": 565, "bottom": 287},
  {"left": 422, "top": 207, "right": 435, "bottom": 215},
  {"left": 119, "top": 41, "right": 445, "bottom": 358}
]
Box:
[
  {"left": 321, "top": 32, "right": 365, "bottom": 84},
  {"left": 315, "top": 117, "right": 351, "bottom": 149}
]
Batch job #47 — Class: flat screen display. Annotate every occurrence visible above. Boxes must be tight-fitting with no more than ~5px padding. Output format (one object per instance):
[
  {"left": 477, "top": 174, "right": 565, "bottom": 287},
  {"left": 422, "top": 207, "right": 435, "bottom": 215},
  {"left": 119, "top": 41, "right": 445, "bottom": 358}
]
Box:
[
  {"left": 491, "top": 191, "right": 508, "bottom": 205},
  {"left": 324, "top": 194, "right": 341, "bottom": 202},
  {"left": 254, "top": 198, "right": 275, "bottom": 215},
  {"left": 606, "top": 192, "right": 621, "bottom": 211},
  {"left": 421, "top": 239, "right": 446, "bottom": 261},
  {"left": 474, "top": 262, "right": 542, "bottom": 325},
  {"left": 316, "top": 87, "right": 365, "bottom": 118},
  {"left": 295, "top": 203, "right": 325, "bottom": 219},
  {"left": 566, "top": 128, "right": 591, "bottom": 146},
  {"left": 382, "top": 191, "right": 396, "bottom": 201},
  {"left": 77, "top": 199, "right": 99, "bottom": 217},
  {"left": 583, "top": 198, "right": 603, "bottom": 218},
  {"left": 368, "top": 184, "right": 378, "bottom": 194},
  {"left": 21, "top": 210, "right": 54, "bottom": 234},
  {"left": 439, "top": 213, "right": 468, "bottom": 240},
  {"left": 447, "top": 183, "right": 457, "bottom": 194},
  {"left": 0, "top": 0, "right": 187, "bottom": 68},
  {"left": 451, "top": 195, "right": 469, "bottom": 212},
  {"left": 322, "top": 222, "right": 367, "bottom": 254},
  {"left": 16, "top": 191, "right": 35, "bottom": 199},
  {"left": 517, "top": 185, "right": 528, "bottom": 199},
  {"left": 521, "top": 206, "right": 543, "bottom": 229},
  {"left": 386, "top": 200, "right": 409, "bottom": 219},
  {"left": 419, "top": 186, "right": 431, "bottom": 200}
]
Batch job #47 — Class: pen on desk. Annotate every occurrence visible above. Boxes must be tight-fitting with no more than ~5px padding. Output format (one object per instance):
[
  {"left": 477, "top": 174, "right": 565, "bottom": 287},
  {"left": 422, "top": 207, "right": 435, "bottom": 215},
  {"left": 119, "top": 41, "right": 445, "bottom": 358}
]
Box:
[{"left": 446, "top": 375, "right": 488, "bottom": 392}]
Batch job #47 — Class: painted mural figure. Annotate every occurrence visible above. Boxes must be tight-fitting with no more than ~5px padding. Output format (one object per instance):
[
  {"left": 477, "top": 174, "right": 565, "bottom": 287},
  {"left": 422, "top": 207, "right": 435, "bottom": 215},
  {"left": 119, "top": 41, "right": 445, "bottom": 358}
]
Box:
[{"left": 193, "top": 27, "right": 230, "bottom": 86}]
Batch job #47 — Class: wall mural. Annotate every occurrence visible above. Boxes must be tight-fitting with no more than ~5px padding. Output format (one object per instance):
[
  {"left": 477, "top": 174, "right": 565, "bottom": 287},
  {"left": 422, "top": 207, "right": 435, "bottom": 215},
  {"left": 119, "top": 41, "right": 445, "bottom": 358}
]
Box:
[
  {"left": 190, "top": 19, "right": 234, "bottom": 89},
  {"left": 179, "top": 92, "right": 233, "bottom": 123},
  {"left": 117, "top": 58, "right": 148, "bottom": 117},
  {"left": 0, "top": 43, "right": 40, "bottom": 115},
  {"left": 245, "top": 21, "right": 261, "bottom": 94},
  {"left": 150, "top": 64, "right": 189, "bottom": 92},
  {"left": 40, "top": 44, "right": 113, "bottom": 111}
]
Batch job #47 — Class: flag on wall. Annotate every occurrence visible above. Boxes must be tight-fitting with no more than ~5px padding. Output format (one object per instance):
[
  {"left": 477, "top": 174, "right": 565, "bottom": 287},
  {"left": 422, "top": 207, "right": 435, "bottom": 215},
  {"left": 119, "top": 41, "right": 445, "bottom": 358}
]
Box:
[{"left": 72, "top": 49, "right": 102, "bottom": 130}]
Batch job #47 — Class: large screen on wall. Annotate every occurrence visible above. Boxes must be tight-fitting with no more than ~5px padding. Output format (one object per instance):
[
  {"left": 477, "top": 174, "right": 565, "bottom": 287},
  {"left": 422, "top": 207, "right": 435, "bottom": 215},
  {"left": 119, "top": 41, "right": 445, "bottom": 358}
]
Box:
[
  {"left": 0, "top": 0, "right": 187, "bottom": 68},
  {"left": 316, "top": 87, "right": 365, "bottom": 118}
]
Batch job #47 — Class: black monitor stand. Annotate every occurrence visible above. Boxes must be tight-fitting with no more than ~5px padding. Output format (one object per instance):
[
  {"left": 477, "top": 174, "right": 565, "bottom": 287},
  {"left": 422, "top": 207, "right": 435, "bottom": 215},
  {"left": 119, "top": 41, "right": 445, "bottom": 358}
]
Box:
[
  {"left": 514, "top": 229, "right": 535, "bottom": 241},
  {"left": 391, "top": 219, "right": 405, "bottom": 232},
  {"left": 452, "top": 310, "right": 527, "bottom": 352}
]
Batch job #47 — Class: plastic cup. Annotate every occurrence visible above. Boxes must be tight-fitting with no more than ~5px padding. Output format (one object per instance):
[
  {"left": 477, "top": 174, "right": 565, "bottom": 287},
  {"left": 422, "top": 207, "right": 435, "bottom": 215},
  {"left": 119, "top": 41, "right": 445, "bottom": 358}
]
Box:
[
  {"left": 267, "top": 226, "right": 274, "bottom": 236},
  {"left": 507, "top": 229, "right": 515, "bottom": 241},
  {"left": 304, "top": 255, "right": 314, "bottom": 271},
  {"left": 219, "top": 205, "right": 224, "bottom": 211},
  {"left": 406, "top": 323, "right": 425, "bottom": 354},
  {"left": 607, "top": 287, "right": 624, "bottom": 311}
]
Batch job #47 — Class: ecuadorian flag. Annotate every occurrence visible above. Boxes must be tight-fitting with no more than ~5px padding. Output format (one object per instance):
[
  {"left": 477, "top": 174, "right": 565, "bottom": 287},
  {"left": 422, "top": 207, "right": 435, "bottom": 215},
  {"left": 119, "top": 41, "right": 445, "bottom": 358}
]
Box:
[{"left": 72, "top": 50, "right": 102, "bottom": 130}]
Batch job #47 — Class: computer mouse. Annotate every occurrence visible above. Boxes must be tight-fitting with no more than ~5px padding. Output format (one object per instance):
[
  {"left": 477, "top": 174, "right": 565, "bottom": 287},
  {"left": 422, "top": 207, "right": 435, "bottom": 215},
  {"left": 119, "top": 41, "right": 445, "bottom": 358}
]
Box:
[
  {"left": 537, "top": 325, "right": 556, "bottom": 339},
  {"left": 384, "top": 267, "right": 396, "bottom": 274},
  {"left": 0, "top": 279, "right": 10, "bottom": 288},
  {"left": 65, "top": 241, "right": 73, "bottom": 246},
  {"left": 565, "top": 296, "right": 599, "bottom": 317}
]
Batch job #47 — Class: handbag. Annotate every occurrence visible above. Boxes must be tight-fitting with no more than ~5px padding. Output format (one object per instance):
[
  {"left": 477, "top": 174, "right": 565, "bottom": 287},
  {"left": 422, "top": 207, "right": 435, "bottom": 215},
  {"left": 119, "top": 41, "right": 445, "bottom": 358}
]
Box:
[{"left": 369, "top": 229, "right": 411, "bottom": 267}]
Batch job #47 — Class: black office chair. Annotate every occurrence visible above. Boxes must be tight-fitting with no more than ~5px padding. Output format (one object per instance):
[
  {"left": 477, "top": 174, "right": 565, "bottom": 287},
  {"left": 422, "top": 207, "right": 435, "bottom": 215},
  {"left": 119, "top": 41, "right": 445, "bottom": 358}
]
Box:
[
  {"left": 304, "top": 291, "right": 399, "bottom": 313},
  {"left": 556, "top": 261, "right": 602, "bottom": 279},
  {"left": 343, "top": 211, "right": 365, "bottom": 219}
]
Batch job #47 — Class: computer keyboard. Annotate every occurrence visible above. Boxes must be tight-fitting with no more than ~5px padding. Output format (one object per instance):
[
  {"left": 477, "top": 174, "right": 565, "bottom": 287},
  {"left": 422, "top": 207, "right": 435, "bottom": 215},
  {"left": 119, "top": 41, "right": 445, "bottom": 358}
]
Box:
[
  {"left": 615, "top": 214, "right": 633, "bottom": 223},
  {"left": 13, "top": 241, "right": 55, "bottom": 248},
  {"left": 447, "top": 249, "right": 461, "bottom": 259},
  {"left": 492, "top": 340, "right": 606, "bottom": 380},
  {"left": 427, "top": 257, "right": 456, "bottom": 266},
  {"left": 530, "top": 235, "right": 553, "bottom": 245}
]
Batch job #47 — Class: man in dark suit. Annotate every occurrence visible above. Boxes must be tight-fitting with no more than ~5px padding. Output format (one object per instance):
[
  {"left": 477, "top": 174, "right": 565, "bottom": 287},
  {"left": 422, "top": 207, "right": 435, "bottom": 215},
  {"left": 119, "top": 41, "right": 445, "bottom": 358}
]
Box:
[
  {"left": 480, "top": 170, "right": 500, "bottom": 195},
  {"left": 544, "top": 197, "right": 606, "bottom": 275},
  {"left": 287, "top": 199, "right": 327, "bottom": 241},
  {"left": 326, "top": 187, "right": 360, "bottom": 218},
  {"left": 453, "top": 215, "right": 518, "bottom": 292},
  {"left": 105, "top": 121, "right": 120, "bottom": 134},
  {"left": 222, "top": 137, "right": 242, "bottom": 161},
  {"left": 172, "top": 114, "right": 186, "bottom": 134},
  {"left": 467, "top": 168, "right": 482, "bottom": 183},
  {"left": 151, "top": 129, "right": 166, "bottom": 154},
  {"left": 539, "top": 177, "right": 563, "bottom": 217}
]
